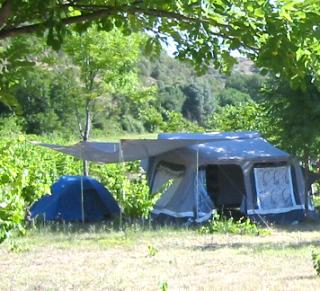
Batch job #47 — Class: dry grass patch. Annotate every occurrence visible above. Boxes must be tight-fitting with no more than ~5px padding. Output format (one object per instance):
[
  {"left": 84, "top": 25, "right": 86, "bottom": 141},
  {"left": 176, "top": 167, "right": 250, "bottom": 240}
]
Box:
[{"left": 0, "top": 223, "right": 320, "bottom": 290}]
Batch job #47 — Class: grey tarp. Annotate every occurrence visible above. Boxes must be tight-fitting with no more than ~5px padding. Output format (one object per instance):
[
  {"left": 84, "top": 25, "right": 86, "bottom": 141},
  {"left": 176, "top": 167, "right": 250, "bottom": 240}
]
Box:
[{"left": 34, "top": 131, "right": 260, "bottom": 163}]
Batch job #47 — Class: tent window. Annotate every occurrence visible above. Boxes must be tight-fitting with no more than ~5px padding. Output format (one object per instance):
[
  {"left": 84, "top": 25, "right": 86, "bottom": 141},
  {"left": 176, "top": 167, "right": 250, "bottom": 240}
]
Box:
[
  {"left": 254, "top": 166, "right": 296, "bottom": 210},
  {"left": 151, "top": 162, "right": 185, "bottom": 194}
]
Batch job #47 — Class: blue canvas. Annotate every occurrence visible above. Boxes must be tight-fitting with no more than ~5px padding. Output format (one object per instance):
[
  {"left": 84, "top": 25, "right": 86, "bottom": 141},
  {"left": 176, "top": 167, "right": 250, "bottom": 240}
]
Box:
[{"left": 30, "top": 176, "right": 120, "bottom": 222}]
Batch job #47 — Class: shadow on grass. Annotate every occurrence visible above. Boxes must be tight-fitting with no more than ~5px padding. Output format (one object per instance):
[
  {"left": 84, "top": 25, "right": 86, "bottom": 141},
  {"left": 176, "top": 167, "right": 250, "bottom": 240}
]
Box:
[
  {"left": 28, "top": 215, "right": 197, "bottom": 234},
  {"left": 193, "top": 239, "right": 320, "bottom": 253},
  {"left": 282, "top": 274, "right": 317, "bottom": 281},
  {"left": 24, "top": 218, "right": 192, "bottom": 244},
  {"left": 274, "top": 221, "right": 320, "bottom": 233}
]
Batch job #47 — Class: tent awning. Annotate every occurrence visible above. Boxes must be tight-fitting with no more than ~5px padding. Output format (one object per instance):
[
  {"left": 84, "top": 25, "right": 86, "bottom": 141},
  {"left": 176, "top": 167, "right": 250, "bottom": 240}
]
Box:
[
  {"left": 35, "top": 139, "right": 220, "bottom": 163},
  {"left": 33, "top": 132, "right": 264, "bottom": 163}
]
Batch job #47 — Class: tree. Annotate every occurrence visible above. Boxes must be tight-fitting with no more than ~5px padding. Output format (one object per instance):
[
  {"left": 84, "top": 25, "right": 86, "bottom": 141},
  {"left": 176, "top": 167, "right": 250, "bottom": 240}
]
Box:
[
  {"left": 63, "top": 27, "right": 145, "bottom": 175},
  {"left": 262, "top": 76, "right": 320, "bottom": 161},
  {"left": 0, "top": 36, "right": 39, "bottom": 108},
  {"left": 158, "top": 86, "right": 186, "bottom": 112},
  {"left": 217, "top": 88, "right": 252, "bottom": 107},
  {"left": 207, "top": 101, "right": 272, "bottom": 137},
  {"left": 182, "top": 83, "right": 216, "bottom": 125},
  {"left": 2, "top": 0, "right": 320, "bottom": 85},
  {"left": 225, "top": 72, "right": 265, "bottom": 101},
  {"left": 261, "top": 75, "right": 320, "bottom": 212}
]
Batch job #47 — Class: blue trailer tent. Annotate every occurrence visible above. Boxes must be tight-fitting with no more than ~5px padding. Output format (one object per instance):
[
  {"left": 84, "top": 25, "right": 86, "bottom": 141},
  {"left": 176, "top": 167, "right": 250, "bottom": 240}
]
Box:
[
  {"left": 31, "top": 176, "right": 120, "bottom": 222},
  {"left": 35, "top": 132, "right": 318, "bottom": 224}
]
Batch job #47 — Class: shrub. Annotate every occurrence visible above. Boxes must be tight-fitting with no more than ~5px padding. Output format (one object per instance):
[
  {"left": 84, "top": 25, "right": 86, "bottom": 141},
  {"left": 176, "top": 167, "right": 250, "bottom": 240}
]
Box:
[
  {"left": 0, "top": 135, "right": 80, "bottom": 242},
  {"left": 199, "top": 213, "right": 271, "bottom": 236},
  {"left": 312, "top": 248, "right": 320, "bottom": 276},
  {"left": 92, "top": 162, "right": 160, "bottom": 219},
  {"left": 161, "top": 111, "right": 204, "bottom": 133}
]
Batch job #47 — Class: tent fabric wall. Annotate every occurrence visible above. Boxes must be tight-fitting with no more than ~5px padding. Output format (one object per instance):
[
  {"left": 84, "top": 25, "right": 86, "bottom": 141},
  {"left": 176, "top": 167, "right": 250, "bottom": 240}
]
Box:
[{"left": 151, "top": 166, "right": 214, "bottom": 223}]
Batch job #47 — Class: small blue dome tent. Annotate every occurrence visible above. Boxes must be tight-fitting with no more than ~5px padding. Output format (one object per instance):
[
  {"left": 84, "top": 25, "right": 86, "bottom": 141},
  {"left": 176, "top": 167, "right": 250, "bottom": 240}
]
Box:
[{"left": 30, "top": 176, "right": 120, "bottom": 222}]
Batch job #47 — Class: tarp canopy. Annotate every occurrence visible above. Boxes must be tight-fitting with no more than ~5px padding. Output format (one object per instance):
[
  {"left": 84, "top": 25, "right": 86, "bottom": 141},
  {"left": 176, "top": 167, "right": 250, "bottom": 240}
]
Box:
[{"left": 34, "top": 131, "right": 261, "bottom": 163}]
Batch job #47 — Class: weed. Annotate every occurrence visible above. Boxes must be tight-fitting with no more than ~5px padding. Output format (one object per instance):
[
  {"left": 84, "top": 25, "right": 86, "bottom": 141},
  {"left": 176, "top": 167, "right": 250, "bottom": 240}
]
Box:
[
  {"left": 8, "top": 240, "right": 30, "bottom": 253},
  {"left": 311, "top": 247, "right": 320, "bottom": 276},
  {"left": 160, "top": 281, "right": 168, "bottom": 291},
  {"left": 199, "top": 213, "right": 271, "bottom": 236},
  {"left": 147, "top": 244, "right": 158, "bottom": 257}
]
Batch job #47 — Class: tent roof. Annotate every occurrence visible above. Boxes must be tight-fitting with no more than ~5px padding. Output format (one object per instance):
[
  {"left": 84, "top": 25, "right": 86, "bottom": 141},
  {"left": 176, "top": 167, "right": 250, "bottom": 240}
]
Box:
[
  {"left": 158, "top": 131, "right": 260, "bottom": 140},
  {"left": 157, "top": 132, "right": 289, "bottom": 162}
]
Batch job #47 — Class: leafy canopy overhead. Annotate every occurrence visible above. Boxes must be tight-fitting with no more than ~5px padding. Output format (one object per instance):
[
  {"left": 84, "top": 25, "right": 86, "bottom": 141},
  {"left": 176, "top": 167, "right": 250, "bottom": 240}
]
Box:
[{"left": 1, "top": 0, "right": 320, "bottom": 83}]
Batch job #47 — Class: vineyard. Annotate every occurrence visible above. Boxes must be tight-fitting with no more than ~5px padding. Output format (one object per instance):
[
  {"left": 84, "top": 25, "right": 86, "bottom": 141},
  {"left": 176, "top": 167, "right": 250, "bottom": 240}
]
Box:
[{"left": 0, "top": 134, "right": 158, "bottom": 242}]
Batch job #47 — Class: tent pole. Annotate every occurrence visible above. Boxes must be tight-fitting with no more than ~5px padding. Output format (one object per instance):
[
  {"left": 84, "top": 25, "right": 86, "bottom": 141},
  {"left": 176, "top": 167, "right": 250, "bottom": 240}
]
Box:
[
  {"left": 194, "top": 148, "right": 199, "bottom": 221},
  {"left": 80, "top": 143, "right": 85, "bottom": 224},
  {"left": 80, "top": 176, "right": 85, "bottom": 224},
  {"left": 119, "top": 141, "right": 124, "bottom": 231}
]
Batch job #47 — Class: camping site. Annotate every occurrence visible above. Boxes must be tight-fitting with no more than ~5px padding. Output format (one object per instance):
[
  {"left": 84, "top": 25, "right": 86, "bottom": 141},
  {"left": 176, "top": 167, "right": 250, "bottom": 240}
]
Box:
[{"left": 2, "top": 1, "right": 320, "bottom": 290}]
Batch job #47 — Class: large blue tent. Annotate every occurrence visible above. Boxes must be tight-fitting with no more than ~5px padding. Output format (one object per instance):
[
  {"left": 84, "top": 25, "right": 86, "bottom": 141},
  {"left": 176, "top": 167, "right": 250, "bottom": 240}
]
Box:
[{"left": 30, "top": 176, "right": 120, "bottom": 222}]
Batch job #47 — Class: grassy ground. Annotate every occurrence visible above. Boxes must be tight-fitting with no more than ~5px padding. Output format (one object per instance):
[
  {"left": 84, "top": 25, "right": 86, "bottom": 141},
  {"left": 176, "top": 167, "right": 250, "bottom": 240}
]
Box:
[{"left": 1, "top": 222, "right": 320, "bottom": 290}]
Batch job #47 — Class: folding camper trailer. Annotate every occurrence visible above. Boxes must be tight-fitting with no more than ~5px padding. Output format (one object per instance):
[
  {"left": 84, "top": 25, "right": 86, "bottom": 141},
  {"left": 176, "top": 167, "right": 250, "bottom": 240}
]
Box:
[{"left": 144, "top": 132, "right": 316, "bottom": 224}]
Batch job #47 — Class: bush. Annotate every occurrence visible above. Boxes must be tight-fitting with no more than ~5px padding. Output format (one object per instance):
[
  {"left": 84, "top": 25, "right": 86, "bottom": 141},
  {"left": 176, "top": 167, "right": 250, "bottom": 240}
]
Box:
[
  {"left": 312, "top": 248, "right": 320, "bottom": 276},
  {"left": 91, "top": 162, "right": 160, "bottom": 219},
  {"left": 161, "top": 111, "right": 204, "bottom": 133},
  {"left": 139, "top": 106, "right": 164, "bottom": 132},
  {"left": 0, "top": 135, "right": 80, "bottom": 242},
  {"left": 121, "top": 115, "right": 145, "bottom": 133},
  {"left": 0, "top": 115, "right": 24, "bottom": 136},
  {"left": 199, "top": 213, "right": 271, "bottom": 236}
]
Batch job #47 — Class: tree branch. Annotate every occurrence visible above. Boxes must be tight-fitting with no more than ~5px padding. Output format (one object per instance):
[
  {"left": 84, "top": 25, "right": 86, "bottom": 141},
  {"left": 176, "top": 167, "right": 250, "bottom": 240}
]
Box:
[
  {"left": 0, "top": 0, "right": 12, "bottom": 28},
  {"left": 0, "top": 2, "right": 258, "bottom": 52},
  {"left": 0, "top": 8, "right": 117, "bottom": 39},
  {"left": 68, "top": 4, "right": 219, "bottom": 25},
  {"left": 0, "top": 3, "right": 230, "bottom": 40}
]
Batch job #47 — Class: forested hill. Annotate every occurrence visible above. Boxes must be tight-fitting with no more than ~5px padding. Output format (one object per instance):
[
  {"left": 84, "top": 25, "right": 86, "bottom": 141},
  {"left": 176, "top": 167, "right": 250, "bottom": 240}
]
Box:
[
  {"left": 0, "top": 37, "right": 264, "bottom": 137},
  {"left": 138, "top": 52, "right": 264, "bottom": 124}
]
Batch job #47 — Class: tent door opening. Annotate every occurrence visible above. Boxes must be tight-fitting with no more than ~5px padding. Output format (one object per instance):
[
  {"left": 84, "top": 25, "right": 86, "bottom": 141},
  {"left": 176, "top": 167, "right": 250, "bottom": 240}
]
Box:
[
  {"left": 206, "top": 164, "right": 246, "bottom": 211},
  {"left": 83, "top": 189, "right": 110, "bottom": 222}
]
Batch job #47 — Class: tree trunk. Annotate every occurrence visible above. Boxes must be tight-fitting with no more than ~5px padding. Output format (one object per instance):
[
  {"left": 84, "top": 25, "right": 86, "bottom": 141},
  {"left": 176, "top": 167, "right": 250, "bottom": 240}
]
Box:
[
  {"left": 83, "top": 160, "right": 89, "bottom": 176},
  {"left": 83, "top": 105, "right": 91, "bottom": 176}
]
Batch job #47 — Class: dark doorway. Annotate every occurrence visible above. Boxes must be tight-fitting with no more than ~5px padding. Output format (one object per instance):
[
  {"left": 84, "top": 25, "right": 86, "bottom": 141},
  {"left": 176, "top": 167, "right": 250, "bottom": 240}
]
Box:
[
  {"left": 206, "top": 164, "right": 246, "bottom": 209},
  {"left": 83, "top": 189, "right": 110, "bottom": 221}
]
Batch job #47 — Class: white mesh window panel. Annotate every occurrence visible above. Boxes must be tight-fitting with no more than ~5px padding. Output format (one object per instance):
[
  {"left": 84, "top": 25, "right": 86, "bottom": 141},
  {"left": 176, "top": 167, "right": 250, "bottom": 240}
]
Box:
[
  {"left": 254, "top": 166, "right": 296, "bottom": 210},
  {"left": 152, "top": 165, "right": 184, "bottom": 194}
]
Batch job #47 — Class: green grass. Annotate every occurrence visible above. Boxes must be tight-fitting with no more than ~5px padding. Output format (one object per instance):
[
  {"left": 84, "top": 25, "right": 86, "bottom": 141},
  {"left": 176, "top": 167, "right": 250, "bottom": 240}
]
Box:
[{"left": 1, "top": 222, "right": 320, "bottom": 290}]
